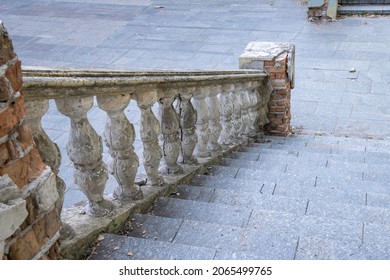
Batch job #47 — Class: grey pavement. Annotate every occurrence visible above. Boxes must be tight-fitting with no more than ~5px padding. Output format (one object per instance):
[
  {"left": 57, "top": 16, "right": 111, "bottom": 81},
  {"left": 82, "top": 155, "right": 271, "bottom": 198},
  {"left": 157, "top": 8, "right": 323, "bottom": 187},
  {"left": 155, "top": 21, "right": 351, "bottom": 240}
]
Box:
[{"left": 1, "top": 0, "right": 390, "bottom": 208}]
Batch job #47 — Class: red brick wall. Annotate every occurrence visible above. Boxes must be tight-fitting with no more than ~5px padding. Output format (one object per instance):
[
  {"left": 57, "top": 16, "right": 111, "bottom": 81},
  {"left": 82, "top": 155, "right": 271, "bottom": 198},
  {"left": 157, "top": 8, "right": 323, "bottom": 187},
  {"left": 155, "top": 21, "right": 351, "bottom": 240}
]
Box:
[{"left": 0, "top": 23, "right": 61, "bottom": 260}]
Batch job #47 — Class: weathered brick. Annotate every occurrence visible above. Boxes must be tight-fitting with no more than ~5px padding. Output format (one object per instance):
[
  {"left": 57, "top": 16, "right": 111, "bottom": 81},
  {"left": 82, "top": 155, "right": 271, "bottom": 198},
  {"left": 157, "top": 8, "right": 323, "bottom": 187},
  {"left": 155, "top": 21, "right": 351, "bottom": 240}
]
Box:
[
  {"left": 8, "top": 230, "right": 40, "bottom": 259},
  {"left": 0, "top": 96, "right": 26, "bottom": 137},
  {"left": 16, "top": 122, "right": 34, "bottom": 150},
  {"left": 5, "top": 60, "right": 22, "bottom": 93},
  {"left": 45, "top": 209, "right": 62, "bottom": 238},
  {"left": 0, "top": 24, "right": 15, "bottom": 65},
  {"left": 0, "top": 142, "right": 10, "bottom": 165},
  {"left": 264, "top": 60, "right": 275, "bottom": 67},
  {"left": 33, "top": 217, "right": 48, "bottom": 248},
  {"left": 265, "top": 66, "right": 286, "bottom": 74},
  {"left": 0, "top": 147, "right": 45, "bottom": 188},
  {"left": 0, "top": 76, "right": 11, "bottom": 102}
]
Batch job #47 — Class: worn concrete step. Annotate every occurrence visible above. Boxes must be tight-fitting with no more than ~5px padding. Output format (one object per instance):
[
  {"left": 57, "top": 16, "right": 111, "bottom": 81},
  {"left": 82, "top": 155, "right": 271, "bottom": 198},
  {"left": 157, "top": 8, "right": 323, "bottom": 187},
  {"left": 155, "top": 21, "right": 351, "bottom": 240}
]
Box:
[
  {"left": 262, "top": 134, "right": 390, "bottom": 151},
  {"left": 88, "top": 233, "right": 216, "bottom": 260},
  {"left": 228, "top": 149, "right": 367, "bottom": 165},
  {"left": 181, "top": 178, "right": 390, "bottom": 209},
  {"left": 327, "top": 159, "right": 390, "bottom": 184},
  {"left": 207, "top": 164, "right": 390, "bottom": 198},
  {"left": 175, "top": 184, "right": 308, "bottom": 215},
  {"left": 240, "top": 143, "right": 390, "bottom": 163},
  {"left": 209, "top": 161, "right": 364, "bottom": 183},
  {"left": 191, "top": 174, "right": 276, "bottom": 195},
  {"left": 307, "top": 199, "right": 390, "bottom": 225},
  {"left": 124, "top": 211, "right": 366, "bottom": 259},
  {"left": 152, "top": 196, "right": 252, "bottom": 227}
]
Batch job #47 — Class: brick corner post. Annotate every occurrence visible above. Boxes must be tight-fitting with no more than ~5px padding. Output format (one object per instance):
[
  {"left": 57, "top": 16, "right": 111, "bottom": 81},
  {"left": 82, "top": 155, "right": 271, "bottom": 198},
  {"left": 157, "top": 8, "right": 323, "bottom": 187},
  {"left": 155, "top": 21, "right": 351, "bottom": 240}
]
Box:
[
  {"left": 0, "top": 22, "right": 62, "bottom": 260},
  {"left": 239, "top": 42, "right": 295, "bottom": 137}
]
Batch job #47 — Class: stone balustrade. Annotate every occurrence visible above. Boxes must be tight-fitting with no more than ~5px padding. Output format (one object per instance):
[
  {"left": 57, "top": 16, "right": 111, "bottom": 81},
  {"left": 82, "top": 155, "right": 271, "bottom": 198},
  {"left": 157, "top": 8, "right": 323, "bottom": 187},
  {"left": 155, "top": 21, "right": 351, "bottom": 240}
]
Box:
[
  {"left": 22, "top": 69, "right": 270, "bottom": 219},
  {"left": 19, "top": 67, "right": 280, "bottom": 258}
]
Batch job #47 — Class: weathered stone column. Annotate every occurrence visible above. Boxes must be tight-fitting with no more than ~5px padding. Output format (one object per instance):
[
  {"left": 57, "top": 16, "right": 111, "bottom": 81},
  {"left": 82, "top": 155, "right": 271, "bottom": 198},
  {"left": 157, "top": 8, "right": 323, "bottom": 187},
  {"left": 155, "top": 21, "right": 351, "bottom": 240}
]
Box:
[
  {"left": 231, "top": 83, "right": 244, "bottom": 141},
  {"left": 55, "top": 97, "right": 113, "bottom": 216},
  {"left": 245, "top": 81, "right": 259, "bottom": 137},
  {"left": 158, "top": 94, "right": 183, "bottom": 174},
  {"left": 240, "top": 42, "right": 295, "bottom": 137},
  {"left": 176, "top": 86, "right": 198, "bottom": 164},
  {"left": 206, "top": 84, "right": 222, "bottom": 152},
  {"left": 97, "top": 94, "right": 143, "bottom": 201},
  {"left": 218, "top": 83, "right": 234, "bottom": 146},
  {"left": 135, "top": 89, "right": 164, "bottom": 186},
  {"left": 238, "top": 82, "right": 254, "bottom": 137},
  {"left": 192, "top": 86, "right": 211, "bottom": 158},
  {"left": 24, "top": 99, "right": 65, "bottom": 211}
]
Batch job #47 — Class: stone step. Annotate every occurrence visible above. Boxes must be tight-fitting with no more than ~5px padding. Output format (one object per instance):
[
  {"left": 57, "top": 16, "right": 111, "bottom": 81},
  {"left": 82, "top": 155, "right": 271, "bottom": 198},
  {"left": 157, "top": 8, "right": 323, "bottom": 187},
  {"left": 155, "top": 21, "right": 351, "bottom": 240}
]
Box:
[
  {"left": 191, "top": 174, "right": 277, "bottom": 195},
  {"left": 180, "top": 179, "right": 390, "bottom": 209},
  {"left": 88, "top": 233, "right": 216, "bottom": 260},
  {"left": 327, "top": 159, "right": 390, "bottom": 184},
  {"left": 306, "top": 199, "right": 390, "bottom": 225},
  {"left": 123, "top": 211, "right": 366, "bottom": 259},
  {"left": 152, "top": 196, "right": 252, "bottom": 227},
  {"left": 204, "top": 163, "right": 390, "bottom": 197},
  {"left": 175, "top": 184, "right": 308, "bottom": 215}
]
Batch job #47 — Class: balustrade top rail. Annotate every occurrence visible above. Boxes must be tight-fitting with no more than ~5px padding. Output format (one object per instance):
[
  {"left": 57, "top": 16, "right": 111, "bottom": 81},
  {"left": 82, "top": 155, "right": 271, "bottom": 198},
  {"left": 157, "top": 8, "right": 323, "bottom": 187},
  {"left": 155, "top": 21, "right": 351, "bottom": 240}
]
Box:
[{"left": 22, "top": 68, "right": 267, "bottom": 100}]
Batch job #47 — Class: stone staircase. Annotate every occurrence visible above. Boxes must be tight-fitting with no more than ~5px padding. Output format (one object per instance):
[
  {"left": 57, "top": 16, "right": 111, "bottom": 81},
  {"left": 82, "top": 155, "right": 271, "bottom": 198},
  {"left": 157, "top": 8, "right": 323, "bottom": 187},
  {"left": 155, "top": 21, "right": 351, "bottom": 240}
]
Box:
[{"left": 88, "top": 134, "right": 390, "bottom": 260}]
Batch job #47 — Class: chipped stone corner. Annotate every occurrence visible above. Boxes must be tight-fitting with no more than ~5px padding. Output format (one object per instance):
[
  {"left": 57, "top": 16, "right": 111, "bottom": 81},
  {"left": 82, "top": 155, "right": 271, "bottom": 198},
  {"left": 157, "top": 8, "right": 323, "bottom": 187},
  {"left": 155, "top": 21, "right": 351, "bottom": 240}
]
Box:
[{"left": 307, "top": 0, "right": 338, "bottom": 22}]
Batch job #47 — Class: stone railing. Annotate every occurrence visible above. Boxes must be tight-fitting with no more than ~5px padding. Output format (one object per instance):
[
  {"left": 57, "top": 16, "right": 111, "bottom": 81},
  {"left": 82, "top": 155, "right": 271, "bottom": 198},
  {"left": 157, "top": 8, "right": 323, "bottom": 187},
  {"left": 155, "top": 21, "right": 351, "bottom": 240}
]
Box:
[{"left": 22, "top": 68, "right": 273, "bottom": 258}]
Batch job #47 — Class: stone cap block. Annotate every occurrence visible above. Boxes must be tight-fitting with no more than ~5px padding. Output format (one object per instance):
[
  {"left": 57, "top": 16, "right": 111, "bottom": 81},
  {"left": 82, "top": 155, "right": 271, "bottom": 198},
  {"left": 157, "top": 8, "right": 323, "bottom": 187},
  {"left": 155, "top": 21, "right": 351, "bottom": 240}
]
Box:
[{"left": 239, "top": 42, "right": 295, "bottom": 88}]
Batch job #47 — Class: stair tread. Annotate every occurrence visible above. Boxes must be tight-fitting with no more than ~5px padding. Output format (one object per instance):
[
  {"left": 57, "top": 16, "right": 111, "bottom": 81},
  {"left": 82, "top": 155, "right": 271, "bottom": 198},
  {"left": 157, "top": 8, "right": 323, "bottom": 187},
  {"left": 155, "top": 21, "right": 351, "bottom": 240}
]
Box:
[
  {"left": 176, "top": 184, "right": 308, "bottom": 215},
  {"left": 153, "top": 196, "right": 252, "bottom": 227},
  {"left": 88, "top": 233, "right": 216, "bottom": 260}
]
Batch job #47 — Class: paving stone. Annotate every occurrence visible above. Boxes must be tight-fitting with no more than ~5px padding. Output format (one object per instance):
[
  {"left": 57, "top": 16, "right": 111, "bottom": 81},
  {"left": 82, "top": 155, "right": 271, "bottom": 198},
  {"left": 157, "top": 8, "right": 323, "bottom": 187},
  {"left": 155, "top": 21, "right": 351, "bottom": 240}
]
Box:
[
  {"left": 316, "top": 177, "right": 390, "bottom": 195},
  {"left": 190, "top": 175, "right": 275, "bottom": 195},
  {"left": 174, "top": 220, "right": 298, "bottom": 260},
  {"left": 295, "top": 236, "right": 363, "bottom": 260},
  {"left": 177, "top": 185, "right": 307, "bottom": 215},
  {"left": 153, "top": 197, "right": 252, "bottom": 227},
  {"left": 220, "top": 158, "right": 288, "bottom": 172},
  {"left": 307, "top": 200, "right": 390, "bottom": 224},
  {"left": 89, "top": 233, "right": 216, "bottom": 260},
  {"left": 123, "top": 214, "right": 183, "bottom": 242},
  {"left": 204, "top": 165, "right": 239, "bottom": 178}
]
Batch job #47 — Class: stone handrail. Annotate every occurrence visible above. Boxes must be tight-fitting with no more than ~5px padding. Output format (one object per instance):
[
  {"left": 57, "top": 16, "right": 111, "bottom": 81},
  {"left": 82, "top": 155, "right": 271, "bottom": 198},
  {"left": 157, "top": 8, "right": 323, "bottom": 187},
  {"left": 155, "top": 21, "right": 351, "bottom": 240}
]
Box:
[{"left": 23, "top": 68, "right": 272, "bottom": 219}]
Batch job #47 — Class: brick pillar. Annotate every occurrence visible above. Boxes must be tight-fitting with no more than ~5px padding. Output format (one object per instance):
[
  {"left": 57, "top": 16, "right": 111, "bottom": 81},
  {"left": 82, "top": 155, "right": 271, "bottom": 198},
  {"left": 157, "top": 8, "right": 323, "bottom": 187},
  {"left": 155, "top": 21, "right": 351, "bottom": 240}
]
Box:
[
  {"left": 239, "top": 42, "right": 295, "bottom": 137},
  {"left": 0, "top": 22, "right": 62, "bottom": 259}
]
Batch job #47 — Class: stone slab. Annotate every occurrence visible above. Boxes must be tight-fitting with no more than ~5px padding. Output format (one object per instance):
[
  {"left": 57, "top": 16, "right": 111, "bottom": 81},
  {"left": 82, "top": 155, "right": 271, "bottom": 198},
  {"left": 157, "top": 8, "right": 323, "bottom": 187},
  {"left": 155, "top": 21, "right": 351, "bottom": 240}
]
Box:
[
  {"left": 89, "top": 233, "right": 216, "bottom": 260},
  {"left": 176, "top": 185, "right": 308, "bottom": 215},
  {"left": 307, "top": 200, "right": 390, "bottom": 224},
  {"left": 153, "top": 197, "right": 252, "bottom": 227},
  {"left": 190, "top": 175, "right": 275, "bottom": 195},
  {"left": 123, "top": 214, "right": 183, "bottom": 243},
  {"left": 174, "top": 219, "right": 298, "bottom": 260}
]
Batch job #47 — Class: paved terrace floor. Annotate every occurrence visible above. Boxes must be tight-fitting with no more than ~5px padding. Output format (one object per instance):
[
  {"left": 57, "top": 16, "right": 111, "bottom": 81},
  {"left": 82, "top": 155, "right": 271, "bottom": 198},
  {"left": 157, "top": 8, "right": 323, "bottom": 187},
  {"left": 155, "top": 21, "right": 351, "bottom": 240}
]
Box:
[{"left": 1, "top": 0, "right": 390, "bottom": 207}]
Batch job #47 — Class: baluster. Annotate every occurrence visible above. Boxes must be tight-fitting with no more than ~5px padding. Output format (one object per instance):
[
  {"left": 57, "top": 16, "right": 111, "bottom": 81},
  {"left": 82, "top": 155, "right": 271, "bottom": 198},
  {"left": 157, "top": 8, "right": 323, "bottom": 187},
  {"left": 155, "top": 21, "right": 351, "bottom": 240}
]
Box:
[
  {"left": 241, "top": 81, "right": 255, "bottom": 137},
  {"left": 176, "top": 86, "right": 198, "bottom": 164},
  {"left": 206, "top": 84, "right": 222, "bottom": 152},
  {"left": 218, "top": 83, "right": 234, "bottom": 146},
  {"left": 135, "top": 90, "right": 164, "bottom": 186},
  {"left": 257, "top": 79, "right": 273, "bottom": 131},
  {"left": 192, "top": 86, "right": 211, "bottom": 158},
  {"left": 231, "top": 83, "right": 244, "bottom": 140},
  {"left": 24, "top": 99, "right": 65, "bottom": 211},
  {"left": 158, "top": 94, "right": 183, "bottom": 174},
  {"left": 55, "top": 97, "right": 113, "bottom": 217},
  {"left": 97, "top": 94, "right": 142, "bottom": 201},
  {"left": 247, "top": 81, "right": 261, "bottom": 137}
]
